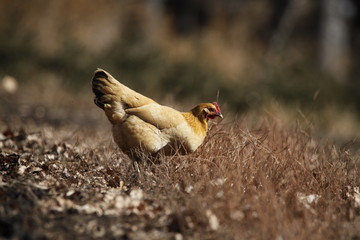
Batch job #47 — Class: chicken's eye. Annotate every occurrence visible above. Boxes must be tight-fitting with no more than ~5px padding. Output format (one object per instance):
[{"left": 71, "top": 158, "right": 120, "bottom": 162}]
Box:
[{"left": 208, "top": 108, "right": 215, "bottom": 112}]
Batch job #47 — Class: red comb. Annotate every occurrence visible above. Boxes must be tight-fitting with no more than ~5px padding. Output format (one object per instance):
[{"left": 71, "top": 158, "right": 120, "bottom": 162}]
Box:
[{"left": 212, "top": 102, "right": 221, "bottom": 112}]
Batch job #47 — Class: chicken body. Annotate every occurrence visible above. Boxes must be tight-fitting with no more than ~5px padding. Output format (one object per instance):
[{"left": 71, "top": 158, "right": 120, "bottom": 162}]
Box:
[{"left": 92, "top": 69, "right": 222, "bottom": 157}]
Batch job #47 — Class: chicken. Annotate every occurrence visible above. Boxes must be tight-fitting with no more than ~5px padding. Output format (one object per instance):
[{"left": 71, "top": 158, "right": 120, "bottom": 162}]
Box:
[{"left": 92, "top": 69, "right": 223, "bottom": 158}]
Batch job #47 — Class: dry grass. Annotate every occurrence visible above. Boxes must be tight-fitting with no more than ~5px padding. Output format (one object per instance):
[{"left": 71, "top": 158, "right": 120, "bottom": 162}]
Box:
[
  {"left": 136, "top": 121, "right": 360, "bottom": 239},
  {"left": 1, "top": 114, "right": 359, "bottom": 239},
  {"left": 0, "top": 80, "right": 359, "bottom": 239}
]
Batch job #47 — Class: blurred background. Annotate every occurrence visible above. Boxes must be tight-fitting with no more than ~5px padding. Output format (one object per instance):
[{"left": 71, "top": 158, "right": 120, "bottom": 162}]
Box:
[{"left": 0, "top": 0, "right": 359, "bottom": 144}]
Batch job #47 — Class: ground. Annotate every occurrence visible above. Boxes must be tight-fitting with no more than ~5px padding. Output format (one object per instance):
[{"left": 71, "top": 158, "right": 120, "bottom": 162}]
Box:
[{"left": 0, "top": 88, "right": 359, "bottom": 240}]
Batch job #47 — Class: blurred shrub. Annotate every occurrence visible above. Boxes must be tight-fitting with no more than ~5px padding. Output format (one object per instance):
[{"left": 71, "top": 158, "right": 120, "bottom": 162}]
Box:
[
  {"left": 0, "top": 0, "right": 359, "bottom": 118},
  {"left": 262, "top": 61, "right": 347, "bottom": 110}
]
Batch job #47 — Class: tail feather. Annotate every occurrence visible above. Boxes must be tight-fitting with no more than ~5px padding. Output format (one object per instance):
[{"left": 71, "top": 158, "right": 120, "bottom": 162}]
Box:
[
  {"left": 91, "top": 68, "right": 156, "bottom": 124},
  {"left": 92, "top": 71, "right": 113, "bottom": 109},
  {"left": 92, "top": 69, "right": 125, "bottom": 124}
]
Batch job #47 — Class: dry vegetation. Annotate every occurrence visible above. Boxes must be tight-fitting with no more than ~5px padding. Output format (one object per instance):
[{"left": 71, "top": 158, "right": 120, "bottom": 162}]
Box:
[
  {"left": 1, "top": 102, "right": 359, "bottom": 239},
  {"left": 1, "top": 1, "right": 360, "bottom": 239}
]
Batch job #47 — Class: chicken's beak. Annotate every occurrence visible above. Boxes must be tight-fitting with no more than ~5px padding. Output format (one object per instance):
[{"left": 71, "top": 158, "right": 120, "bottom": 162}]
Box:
[{"left": 218, "top": 113, "right": 223, "bottom": 119}]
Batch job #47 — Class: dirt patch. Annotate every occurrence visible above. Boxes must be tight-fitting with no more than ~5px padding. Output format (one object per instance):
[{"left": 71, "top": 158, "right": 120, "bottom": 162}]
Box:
[{"left": 0, "top": 121, "right": 359, "bottom": 239}]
